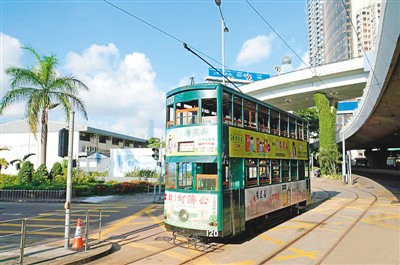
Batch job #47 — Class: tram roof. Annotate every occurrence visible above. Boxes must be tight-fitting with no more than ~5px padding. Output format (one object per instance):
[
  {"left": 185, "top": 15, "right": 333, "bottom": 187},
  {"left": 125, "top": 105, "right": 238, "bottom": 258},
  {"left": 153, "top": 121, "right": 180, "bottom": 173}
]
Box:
[{"left": 166, "top": 83, "right": 308, "bottom": 123}]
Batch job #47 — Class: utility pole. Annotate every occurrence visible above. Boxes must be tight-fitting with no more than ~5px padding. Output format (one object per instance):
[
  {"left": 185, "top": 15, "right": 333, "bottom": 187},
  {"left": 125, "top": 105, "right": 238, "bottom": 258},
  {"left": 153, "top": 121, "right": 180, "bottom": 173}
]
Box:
[{"left": 64, "top": 111, "right": 74, "bottom": 249}]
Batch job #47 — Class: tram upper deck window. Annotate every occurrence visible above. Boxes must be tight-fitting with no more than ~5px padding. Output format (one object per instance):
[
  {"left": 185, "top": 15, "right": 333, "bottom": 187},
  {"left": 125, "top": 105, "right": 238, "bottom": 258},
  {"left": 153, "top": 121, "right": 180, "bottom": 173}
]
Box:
[
  {"left": 233, "top": 96, "right": 243, "bottom": 127},
  {"left": 196, "top": 163, "right": 218, "bottom": 191},
  {"left": 223, "top": 91, "right": 233, "bottom": 125},
  {"left": 201, "top": 98, "right": 217, "bottom": 124},
  {"left": 297, "top": 122, "right": 303, "bottom": 140},
  {"left": 280, "top": 114, "right": 288, "bottom": 137},
  {"left": 166, "top": 163, "right": 177, "bottom": 189},
  {"left": 178, "top": 162, "right": 193, "bottom": 189},
  {"left": 289, "top": 118, "right": 296, "bottom": 139},
  {"left": 259, "top": 159, "right": 270, "bottom": 185},
  {"left": 258, "top": 105, "right": 269, "bottom": 133},
  {"left": 244, "top": 99, "right": 257, "bottom": 129},
  {"left": 175, "top": 100, "right": 199, "bottom": 126},
  {"left": 245, "top": 159, "right": 258, "bottom": 187},
  {"left": 166, "top": 104, "right": 174, "bottom": 128},
  {"left": 270, "top": 110, "right": 279, "bottom": 135}
]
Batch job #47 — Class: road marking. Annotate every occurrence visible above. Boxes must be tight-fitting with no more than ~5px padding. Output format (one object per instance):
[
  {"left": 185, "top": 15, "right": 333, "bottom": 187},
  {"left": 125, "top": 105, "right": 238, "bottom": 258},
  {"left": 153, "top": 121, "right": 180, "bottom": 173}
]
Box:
[
  {"left": 275, "top": 248, "right": 318, "bottom": 261},
  {"left": 126, "top": 242, "right": 162, "bottom": 252},
  {"left": 362, "top": 219, "right": 400, "bottom": 230},
  {"left": 0, "top": 230, "right": 64, "bottom": 236},
  {"left": 258, "top": 234, "right": 318, "bottom": 261},
  {"left": 38, "top": 213, "right": 110, "bottom": 217},
  {"left": 102, "top": 204, "right": 155, "bottom": 237},
  {"left": 161, "top": 248, "right": 198, "bottom": 261},
  {"left": 54, "top": 209, "right": 120, "bottom": 213}
]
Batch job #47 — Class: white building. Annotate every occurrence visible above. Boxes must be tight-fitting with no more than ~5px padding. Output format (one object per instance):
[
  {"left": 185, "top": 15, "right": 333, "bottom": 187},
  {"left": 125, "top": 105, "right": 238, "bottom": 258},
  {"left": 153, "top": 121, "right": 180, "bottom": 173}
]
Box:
[{"left": 0, "top": 120, "right": 146, "bottom": 174}]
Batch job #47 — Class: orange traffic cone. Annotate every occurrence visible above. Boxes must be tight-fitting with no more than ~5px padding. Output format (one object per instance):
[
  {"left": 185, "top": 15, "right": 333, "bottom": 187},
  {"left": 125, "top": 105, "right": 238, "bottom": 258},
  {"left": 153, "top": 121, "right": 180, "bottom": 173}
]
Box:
[{"left": 72, "top": 218, "right": 84, "bottom": 250}]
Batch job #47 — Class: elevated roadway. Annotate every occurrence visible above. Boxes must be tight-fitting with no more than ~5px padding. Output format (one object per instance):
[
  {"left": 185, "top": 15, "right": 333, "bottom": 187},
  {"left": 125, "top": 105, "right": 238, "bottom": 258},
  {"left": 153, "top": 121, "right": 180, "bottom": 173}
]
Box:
[
  {"left": 338, "top": 0, "right": 400, "bottom": 150},
  {"left": 240, "top": 57, "right": 369, "bottom": 111},
  {"left": 241, "top": 0, "right": 399, "bottom": 152}
]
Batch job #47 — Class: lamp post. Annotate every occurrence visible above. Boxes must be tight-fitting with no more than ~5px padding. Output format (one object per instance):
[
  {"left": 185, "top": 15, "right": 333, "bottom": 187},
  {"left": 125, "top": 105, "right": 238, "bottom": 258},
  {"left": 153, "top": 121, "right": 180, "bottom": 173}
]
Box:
[
  {"left": 341, "top": 115, "right": 347, "bottom": 184},
  {"left": 215, "top": 0, "right": 229, "bottom": 85},
  {"left": 64, "top": 111, "right": 74, "bottom": 249}
]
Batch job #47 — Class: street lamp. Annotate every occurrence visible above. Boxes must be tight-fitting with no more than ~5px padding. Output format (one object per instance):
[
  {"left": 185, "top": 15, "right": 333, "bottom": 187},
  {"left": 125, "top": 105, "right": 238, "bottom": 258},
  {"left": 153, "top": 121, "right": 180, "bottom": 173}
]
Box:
[{"left": 215, "top": 0, "right": 229, "bottom": 85}]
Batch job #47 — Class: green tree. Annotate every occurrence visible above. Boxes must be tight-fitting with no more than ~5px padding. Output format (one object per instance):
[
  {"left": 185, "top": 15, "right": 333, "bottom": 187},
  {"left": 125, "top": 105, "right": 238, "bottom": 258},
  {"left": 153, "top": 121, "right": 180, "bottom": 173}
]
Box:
[
  {"left": 0, "top": 45, "right": 89, "bottom": 166},
  {"left": 10, "top": 153, "right": 36, "bottom": 171},
  {"left": 0, "top": 146, "right": 11, "bottom": 173},
  {"left": 314, "top": 93, "right": 340, "bottom": 176},
  {"left": 297, "top": 107, "right": 320, "bottom": 155},
  {"left": 147, "top": 137, "right": 161, "bottom": 148}
]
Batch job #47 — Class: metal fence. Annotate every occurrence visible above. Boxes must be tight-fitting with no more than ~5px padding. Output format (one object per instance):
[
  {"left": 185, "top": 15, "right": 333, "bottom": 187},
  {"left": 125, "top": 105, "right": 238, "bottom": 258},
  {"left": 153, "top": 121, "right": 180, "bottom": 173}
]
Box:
[{"left": 0, "top": 209, "right": 103, "bottom": 264}]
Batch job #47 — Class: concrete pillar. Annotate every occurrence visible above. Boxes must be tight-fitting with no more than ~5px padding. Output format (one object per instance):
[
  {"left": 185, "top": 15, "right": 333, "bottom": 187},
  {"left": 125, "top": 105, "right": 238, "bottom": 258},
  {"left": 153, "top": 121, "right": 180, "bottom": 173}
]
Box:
[{"left": 365, "top": 148, "right": 389, "bottom": 168}]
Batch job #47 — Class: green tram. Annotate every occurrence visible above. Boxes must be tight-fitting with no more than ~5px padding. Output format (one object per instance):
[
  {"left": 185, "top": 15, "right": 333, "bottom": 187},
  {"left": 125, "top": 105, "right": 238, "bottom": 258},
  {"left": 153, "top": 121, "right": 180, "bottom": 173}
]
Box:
[{"left": 164, "top": 83, "right": 311, "bottom": 238}]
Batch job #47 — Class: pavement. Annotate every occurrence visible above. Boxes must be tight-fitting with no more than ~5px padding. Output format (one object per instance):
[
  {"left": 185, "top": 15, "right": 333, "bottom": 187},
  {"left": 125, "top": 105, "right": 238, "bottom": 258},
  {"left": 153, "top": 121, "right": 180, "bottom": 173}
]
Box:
[
  {"left": 0, "top": 171, "right": 398, "bottom": 265},
  {"left": 0, "top": 192, "right": 163, "bottom": 265}
]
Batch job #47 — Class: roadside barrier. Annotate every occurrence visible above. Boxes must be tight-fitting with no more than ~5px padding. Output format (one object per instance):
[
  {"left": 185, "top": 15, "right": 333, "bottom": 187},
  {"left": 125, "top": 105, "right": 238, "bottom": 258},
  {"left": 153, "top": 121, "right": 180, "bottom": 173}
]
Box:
[
  {"left": 0, "top": 208, "right": 104, "bottom": 264},
  {"left": 0, "top": 189, "right": 66, "bottom": 201}
]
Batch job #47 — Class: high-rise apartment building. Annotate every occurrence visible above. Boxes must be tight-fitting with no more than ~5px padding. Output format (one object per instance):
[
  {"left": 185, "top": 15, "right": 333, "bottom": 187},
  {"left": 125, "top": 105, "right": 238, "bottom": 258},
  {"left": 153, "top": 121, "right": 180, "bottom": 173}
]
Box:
[
  {"left": 307, "top": 0, "right": 382, "bottom": 66},
  {"left": 307, "top": 0, "right": 325, "bottom": 67},
  {"left": 353, "top": 1, "right": 382, "bottom": 57}
]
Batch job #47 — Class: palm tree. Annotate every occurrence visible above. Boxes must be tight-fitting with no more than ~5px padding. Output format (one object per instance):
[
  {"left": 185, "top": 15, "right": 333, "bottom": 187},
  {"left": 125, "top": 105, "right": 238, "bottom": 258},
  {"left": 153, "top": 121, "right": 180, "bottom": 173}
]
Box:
[
  {"left": 0, "top": 45, "right": 89, "bottom": 165},
  {"left": 0, "top": 146, "right": 11, "bottom": 173},
  {"left": 10, "top": 153, "right": 36, "bottom": 171}
]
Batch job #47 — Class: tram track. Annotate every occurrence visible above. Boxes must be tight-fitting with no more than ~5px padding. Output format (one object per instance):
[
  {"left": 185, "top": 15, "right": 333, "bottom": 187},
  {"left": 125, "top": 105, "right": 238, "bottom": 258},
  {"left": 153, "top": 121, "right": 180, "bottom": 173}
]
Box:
[
  {"left": 316, "top": 188, "right": 378, "bottom": 265},
  {"left": 255, "top": 187, "right": 377, "bottom": 265},
  {"left": 252, "top": 186, "right": 356, "bottom": 264}
]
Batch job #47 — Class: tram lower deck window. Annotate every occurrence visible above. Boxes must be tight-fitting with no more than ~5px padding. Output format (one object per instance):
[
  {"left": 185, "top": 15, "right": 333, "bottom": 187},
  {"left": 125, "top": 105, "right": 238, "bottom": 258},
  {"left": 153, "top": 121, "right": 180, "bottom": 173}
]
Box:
[{"left": 178, "top": 162, "right": 193, "bottom": 189}]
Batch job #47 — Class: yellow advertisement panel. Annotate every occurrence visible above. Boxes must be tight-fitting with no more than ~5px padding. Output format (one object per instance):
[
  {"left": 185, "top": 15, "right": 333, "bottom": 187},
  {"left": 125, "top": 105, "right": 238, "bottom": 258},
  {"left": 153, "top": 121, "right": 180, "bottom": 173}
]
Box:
[{"left": 229, "top": 127, "right": 308, "bottom": 160}]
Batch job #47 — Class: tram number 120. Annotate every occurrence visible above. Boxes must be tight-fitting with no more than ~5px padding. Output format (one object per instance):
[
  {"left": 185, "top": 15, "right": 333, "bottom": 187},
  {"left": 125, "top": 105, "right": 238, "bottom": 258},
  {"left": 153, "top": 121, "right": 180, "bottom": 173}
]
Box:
[{"left": 207, "top": 230, "right": 218, "bottom": 237}]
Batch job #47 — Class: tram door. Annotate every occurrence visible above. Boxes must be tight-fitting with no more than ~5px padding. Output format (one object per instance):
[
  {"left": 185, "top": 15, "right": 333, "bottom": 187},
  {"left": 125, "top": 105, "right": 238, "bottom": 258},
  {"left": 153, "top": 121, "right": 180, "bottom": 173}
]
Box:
[{"left": 229, "top": 158, "right": 245, "bottom": 235}]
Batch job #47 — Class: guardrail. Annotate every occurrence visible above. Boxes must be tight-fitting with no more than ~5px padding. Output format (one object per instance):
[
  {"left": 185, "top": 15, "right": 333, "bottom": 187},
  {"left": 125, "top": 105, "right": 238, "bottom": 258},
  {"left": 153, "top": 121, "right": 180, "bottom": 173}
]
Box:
[
  {"left": 0, "top": 209, "right": 103, "bottom": 264},
  {"left": 0, "top": 190, "right": 66, "bottom": 201}
]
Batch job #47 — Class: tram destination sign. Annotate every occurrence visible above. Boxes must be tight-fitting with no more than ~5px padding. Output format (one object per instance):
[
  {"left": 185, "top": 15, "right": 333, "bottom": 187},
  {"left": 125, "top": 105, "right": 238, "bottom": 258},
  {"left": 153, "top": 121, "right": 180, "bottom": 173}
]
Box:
[{"left": 208, "top": 68, "right": 270, "bottom": 82}]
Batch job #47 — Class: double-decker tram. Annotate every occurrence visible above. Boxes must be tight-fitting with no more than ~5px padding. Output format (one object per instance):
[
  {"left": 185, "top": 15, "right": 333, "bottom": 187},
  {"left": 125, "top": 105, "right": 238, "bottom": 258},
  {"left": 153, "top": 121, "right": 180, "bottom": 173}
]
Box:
[{"left": 163, "top": 83, "right": 310, "bottom": 239}]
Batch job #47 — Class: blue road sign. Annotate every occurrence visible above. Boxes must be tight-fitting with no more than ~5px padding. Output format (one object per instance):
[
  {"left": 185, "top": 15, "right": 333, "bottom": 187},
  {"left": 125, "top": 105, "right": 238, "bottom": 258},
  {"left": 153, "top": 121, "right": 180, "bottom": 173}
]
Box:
[{"left": 208, "top": 68, "right": 270, "bottom": 81}]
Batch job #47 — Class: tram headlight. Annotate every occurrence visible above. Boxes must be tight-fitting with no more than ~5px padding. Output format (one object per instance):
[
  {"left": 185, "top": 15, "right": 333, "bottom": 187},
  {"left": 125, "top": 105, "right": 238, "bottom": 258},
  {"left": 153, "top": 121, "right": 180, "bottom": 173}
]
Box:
[{"left": 178, "top": 209, "right": 189, "bottom": 222}]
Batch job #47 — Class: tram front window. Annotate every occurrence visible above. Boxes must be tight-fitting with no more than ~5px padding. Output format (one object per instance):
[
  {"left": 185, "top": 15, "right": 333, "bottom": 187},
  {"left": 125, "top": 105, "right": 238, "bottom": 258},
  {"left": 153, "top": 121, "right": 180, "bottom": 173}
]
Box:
[{"left": 166, "top": 163, "right": 177, "bottom": 188}]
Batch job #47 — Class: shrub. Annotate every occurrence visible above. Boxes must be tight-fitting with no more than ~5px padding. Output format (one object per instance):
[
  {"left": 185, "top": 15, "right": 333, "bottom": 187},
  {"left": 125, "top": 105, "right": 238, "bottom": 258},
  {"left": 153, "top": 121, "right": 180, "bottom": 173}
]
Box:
[
  {"left": 18, "top": 161, "right": 34, "bottom": 185},
  {"left": 50, "top": 162, "right": 63, "bottom": 180},
  {"left": 0, "top": 174, "right": 19, "bottom": 189}
]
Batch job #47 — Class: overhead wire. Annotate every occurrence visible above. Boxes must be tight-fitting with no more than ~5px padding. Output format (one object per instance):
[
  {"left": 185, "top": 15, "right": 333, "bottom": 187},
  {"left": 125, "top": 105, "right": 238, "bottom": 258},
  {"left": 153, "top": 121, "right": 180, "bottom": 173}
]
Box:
[
  {"left": 103, "top": 0, "right": 226, "bottom": 77},
  {"left": 244, "top": 0, "right": 338, "bottom": 99}
]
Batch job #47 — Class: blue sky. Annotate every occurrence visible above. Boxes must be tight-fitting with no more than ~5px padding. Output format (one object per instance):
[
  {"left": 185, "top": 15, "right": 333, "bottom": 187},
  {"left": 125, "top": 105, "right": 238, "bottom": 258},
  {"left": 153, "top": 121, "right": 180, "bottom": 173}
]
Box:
[{"left": 1, "top": 0, "right": 309, "bottom": 139}]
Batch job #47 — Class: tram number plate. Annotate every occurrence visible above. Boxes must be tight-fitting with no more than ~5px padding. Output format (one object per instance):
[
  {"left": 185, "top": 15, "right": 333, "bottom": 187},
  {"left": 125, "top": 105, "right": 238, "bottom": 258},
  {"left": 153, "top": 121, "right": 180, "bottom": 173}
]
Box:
[{"left": 206, "top": 230, "right": 218, "bottom": 237}]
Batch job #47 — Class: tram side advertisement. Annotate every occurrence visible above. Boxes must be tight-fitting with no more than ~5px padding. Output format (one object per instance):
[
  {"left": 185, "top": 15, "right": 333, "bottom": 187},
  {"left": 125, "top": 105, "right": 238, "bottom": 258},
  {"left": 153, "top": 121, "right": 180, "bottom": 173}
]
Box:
[
  {"left": 164, "top": 192, "right": 219, "bottom": 235},
  {"left": 245, "top": 180, "right": 308, "bottom": 221},
  {"left": 228, "top": 127, "right": 308, "bottom": 160}
]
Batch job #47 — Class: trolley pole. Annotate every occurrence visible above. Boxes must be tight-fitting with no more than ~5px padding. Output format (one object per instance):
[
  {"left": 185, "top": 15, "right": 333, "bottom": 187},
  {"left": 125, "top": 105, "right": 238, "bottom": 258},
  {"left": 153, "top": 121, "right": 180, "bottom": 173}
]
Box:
[
  {"left": 158, "top": 138, "right": 163, "bottom": 200},
  {"left": 64, "top": 111, "right": 74, "bottom": 249}
]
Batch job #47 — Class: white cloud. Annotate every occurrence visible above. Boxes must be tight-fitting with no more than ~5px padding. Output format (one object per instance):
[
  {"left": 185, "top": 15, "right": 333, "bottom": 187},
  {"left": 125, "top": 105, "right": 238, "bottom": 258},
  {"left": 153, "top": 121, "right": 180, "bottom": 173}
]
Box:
[
  {"left": 296, "top": 52, "right": 310, "bottom": 70},
  {"left": 64, "top": 43, "right": 119, "bottom": 76},
  {"left": 64, "top": 44, "right": 165, "bottom": 139},
  {"left": 0, "top": 33, "right": 25, "bottom": 119},
  {"left": 236, "top": 34, "right": 274, "bottom": 66}
]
